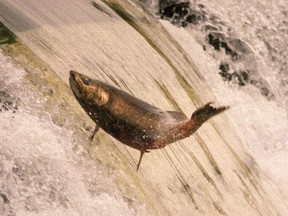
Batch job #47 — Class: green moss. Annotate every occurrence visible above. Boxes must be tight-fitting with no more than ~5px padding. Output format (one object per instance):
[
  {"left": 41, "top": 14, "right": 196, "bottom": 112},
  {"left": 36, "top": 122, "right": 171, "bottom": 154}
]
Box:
[{"left": 0, "top": 22, "right": 17, "bottom": 45}]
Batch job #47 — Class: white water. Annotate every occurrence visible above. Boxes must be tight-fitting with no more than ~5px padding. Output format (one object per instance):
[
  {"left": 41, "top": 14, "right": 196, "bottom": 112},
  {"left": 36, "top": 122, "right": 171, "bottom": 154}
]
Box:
[
  {"left": 166, "top": 22, "right": 288, "bottom": 191},
  {"left": 159, "top": 0, "right": 288, "bottom": 196},
  {"left": 0, "top": 51, "right": 146, "bottom": 216}
]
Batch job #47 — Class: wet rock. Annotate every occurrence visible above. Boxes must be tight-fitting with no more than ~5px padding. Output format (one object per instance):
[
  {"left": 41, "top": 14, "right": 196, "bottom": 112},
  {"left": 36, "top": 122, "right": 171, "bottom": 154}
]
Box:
[
  {"left": 158, "top": 1, "right": 248, "bottom": 63},
  {"left": 156, "top": 1, "right": 275, "bottom": 102},
  {"left": 219, "top": 62, "right": 233, "bottom": 82},
  {"left": 239, "top": 70, "right": 250, "bottom": 84},
  {"left": 185, "top": 9, "right": 206, "bottom": 25},
  {"left": 160, "top": 1, "right": 190, "bottom": 24},
  {"left": 207, "top": 32, "right": 239, "bottom": 60},
  {"left": 219, "top": 62, "right": 250, "bottom": 86},
  {"left": 161, "top": 2, "right": 190, "bottom": 18},
  {"left": 159, "top": 1, "right": 206, "bottom": 26},
  {"left": 159, "top": 1, "right": 189, "bottom": 18}
]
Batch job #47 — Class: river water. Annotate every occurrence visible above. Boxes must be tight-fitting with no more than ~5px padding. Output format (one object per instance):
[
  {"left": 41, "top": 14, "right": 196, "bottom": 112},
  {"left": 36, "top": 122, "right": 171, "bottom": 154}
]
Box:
[
  {"left": 154, "top": 0, "right": 288, "bottom": 194},
  {"left": 0, "top": 0, "right": 288, "bottom": 215}
]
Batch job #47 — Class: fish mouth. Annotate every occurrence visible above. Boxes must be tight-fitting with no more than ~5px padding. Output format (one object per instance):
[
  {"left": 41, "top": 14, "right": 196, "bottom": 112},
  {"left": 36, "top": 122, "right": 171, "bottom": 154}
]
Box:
[
  {"left": 70, "top": 70, "right": 76, "bottom": 79},
  {"left": 69, "top": 70, "right": 82, "bottom": 98},
  {"left": 69, "top": 70, "right": 78, "bottom": 83}
]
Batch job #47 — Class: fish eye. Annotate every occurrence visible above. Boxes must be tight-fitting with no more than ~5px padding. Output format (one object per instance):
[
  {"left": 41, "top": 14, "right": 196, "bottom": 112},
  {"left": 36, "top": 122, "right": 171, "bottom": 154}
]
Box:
[{"left": 83, "top": 78, "right": 89, "bottom": 85}]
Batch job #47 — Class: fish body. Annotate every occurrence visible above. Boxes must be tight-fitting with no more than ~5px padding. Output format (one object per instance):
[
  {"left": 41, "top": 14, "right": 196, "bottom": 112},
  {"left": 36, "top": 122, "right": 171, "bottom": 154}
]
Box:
[{"left": 69, "top": 70, "right": 228, "bottom": 170}]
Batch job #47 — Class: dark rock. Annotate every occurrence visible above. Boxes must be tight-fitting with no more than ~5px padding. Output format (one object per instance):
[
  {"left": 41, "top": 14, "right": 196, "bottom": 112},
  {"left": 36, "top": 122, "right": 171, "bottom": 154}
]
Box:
[
  {"left": 186, "top": 14, "right": 197, "bottom": 24},
  {"left": 159, "top": 1, "right": 207, "bottom": 27},
  {"left": 240, "top": 70, "right": 249, "bottom": 83},
  {"left": 181, "top": 21, "right": 188, "bottom": 27},
  {"left": 160, "top": 1, "right": 190, "bottom": 19},
  {"left": 207, "top": 32, "right": 239, "bottom": 60},
  {"left": 219, "top": 62, "right": 250, "bottom": 86},
  {"left": 207, "top": 32, "right": 224, "bottom": 51},
  {"left": 219, "top": 62, "right": 230, "bottom": 73}
]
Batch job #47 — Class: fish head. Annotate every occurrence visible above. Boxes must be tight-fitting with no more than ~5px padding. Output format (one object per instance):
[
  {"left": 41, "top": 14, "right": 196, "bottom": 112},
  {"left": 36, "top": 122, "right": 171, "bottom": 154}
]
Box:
[{"left": 69, "top": 70, "right": 110, "bottom": 106}]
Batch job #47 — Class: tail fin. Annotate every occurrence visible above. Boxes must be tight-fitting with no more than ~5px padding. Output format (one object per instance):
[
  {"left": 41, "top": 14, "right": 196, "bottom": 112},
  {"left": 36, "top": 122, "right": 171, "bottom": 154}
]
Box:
[{"left": 191, "top": 102, "right": 229, "bottom": 128}]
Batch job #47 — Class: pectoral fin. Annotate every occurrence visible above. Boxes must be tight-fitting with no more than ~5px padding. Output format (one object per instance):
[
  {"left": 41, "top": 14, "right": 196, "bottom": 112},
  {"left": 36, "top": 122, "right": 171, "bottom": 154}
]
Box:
[
  {"left": 90, "top": 124, "right": 100, "bottom": 141},
  {"left": 136, "top": 149, "right": 150, "bottom": 171}
]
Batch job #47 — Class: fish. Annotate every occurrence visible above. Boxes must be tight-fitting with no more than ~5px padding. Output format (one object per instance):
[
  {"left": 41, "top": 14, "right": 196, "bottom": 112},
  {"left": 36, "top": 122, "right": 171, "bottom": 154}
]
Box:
[{"left": 69, "top": 70, "right": 229, "bottom": 170}]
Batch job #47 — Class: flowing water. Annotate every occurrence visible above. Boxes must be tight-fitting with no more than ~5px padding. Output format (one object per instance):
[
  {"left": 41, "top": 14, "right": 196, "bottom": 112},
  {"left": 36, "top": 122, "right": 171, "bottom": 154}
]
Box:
[{"left": 0, "top": 0, "right": 287, "bottom": 215}]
